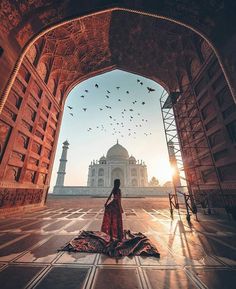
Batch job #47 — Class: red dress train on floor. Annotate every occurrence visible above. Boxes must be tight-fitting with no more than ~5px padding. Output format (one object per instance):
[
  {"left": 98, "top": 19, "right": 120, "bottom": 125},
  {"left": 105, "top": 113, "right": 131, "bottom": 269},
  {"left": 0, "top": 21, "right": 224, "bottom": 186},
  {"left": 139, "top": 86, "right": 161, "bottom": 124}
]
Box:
[
  {"left": 59, "top": 188, "right": 160, "bottom": 258},
  {"left": 101, "top": 189, "right": 124, "bottom": 240}
]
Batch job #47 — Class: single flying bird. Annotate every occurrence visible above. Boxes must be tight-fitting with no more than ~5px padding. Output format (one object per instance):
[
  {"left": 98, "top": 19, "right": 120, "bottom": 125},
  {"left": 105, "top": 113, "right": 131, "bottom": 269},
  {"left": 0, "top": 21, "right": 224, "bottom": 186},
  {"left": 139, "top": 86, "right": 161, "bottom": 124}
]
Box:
[
  {"left": 85, "top": 89, "right": 88, "bottom": 93},
  {"left": 95, "top": 84, "right": 99, "bottom": 88},
  {"left": 147, "top": 87, "right": 155, "bottom": 93},
  {"left": 67, "top": 106, "right": 73, "bottom": 109},
  {"left": 82, "top": 108, "right": 87, "bottom": 111}
]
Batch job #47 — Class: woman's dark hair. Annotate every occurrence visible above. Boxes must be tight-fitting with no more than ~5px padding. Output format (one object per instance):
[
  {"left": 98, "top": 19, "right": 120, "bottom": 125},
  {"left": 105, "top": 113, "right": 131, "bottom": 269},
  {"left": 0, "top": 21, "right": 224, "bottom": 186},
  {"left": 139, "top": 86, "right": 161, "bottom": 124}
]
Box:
[{"left": 114, "top": 179, "right": 120, "bottom": 189}]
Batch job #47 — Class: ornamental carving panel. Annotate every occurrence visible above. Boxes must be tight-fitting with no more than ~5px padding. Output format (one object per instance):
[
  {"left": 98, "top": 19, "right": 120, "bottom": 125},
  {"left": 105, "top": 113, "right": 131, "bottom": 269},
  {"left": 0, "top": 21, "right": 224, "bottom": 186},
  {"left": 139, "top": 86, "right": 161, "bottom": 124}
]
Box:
[
  {"left": 31, "top": 81, "right": 42, "bottom": 98},
  {"left": 29, "top": 157, "right": 39, "bottom": 166},
  {"left": 8, "top": 91, "right": 22, "bottom": 109},
  {"left": 42, "top": 162, "right": 49, "bottom": 169},
  {"left": 10, "top": 151, "right": 24, "bottom": 162},
  {"left": 43, "top": 148, "right": 51, "bottom": 159},
  {"left": 31, "top": 141, "right": 41, "bottom": 155},
  {"left": 14, "top": 79, "right": 26, "bottom": 93},
  {"left": 0, "top": 188, "right": 44, "bottom": 208},
  {"left": 35, "top": 130, "right": 44, "bottom": 140},
  {"left": 29, "top": 94, "right": 39, "bottom": 108},
  {"left": 21, "top": 119, "right": 33, "bottom": 132},
  {"left": 3, "top": 106, "right": 16, "bottom": 121},
  {"left": 25, "top": 105, "right": 36, "bottom": 122},
  {"left": 16, "top": 132, "right": 29, "bottom": 149},
  {"left": 4, "top": 165, "right": 21, "bottom": 181},
  {"left": 38, "top": 173, "right": 47, "bottom": 184},
  {"left": 47, "top": 126, "right": 55, "bottom": 137},
  {"left": 24, "top": 169, "right": 36, "bottom": 183},
  {"left": 38, "top": 117, "right": 47, "bottom": 130}
]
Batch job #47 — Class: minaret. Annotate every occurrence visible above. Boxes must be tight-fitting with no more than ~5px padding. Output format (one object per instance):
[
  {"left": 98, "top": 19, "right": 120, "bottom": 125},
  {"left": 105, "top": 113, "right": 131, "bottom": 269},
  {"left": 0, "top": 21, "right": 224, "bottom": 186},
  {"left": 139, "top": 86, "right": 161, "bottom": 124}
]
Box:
[
  {"left": 55, "top": 140, "right": 69, "bottom": 187},
  {"left": 168, "top": 141, "right": 181, "bottom": 187}
]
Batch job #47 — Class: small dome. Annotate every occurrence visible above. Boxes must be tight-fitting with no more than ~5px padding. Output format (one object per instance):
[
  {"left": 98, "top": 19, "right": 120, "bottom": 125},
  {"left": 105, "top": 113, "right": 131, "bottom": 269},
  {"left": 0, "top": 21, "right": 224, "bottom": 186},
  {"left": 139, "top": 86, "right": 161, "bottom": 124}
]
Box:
[
  {"left": 63, "top": 140, "right": 69, "bottom": 146},
  {"left": 106, "top": 141, "right": 129, "bottom": 160},
  {"left": 129, "top": 155, "right": 136, "bottom": 164},
  {"left": 99, "top": 155, "right": 106, "bottom": 161}
]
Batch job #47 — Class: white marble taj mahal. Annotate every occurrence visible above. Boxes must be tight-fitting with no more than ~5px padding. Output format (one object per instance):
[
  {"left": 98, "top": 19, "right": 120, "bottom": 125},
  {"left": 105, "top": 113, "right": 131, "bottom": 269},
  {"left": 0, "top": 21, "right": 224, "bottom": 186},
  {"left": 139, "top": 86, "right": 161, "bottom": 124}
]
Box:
[
  {"left": 87, "top": 140, "right": 148, "bottom": 187},
  {"left": 53, "top": 140, "right": 171, "bottom": 196}
]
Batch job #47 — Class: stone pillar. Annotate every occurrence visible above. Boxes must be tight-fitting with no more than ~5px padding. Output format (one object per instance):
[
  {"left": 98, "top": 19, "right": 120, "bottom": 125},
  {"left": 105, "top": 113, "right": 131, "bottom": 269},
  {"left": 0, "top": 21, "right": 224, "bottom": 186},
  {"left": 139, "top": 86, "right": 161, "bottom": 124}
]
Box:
[{"left": 54, "top": 140, "right": 69, "bottom": 189}]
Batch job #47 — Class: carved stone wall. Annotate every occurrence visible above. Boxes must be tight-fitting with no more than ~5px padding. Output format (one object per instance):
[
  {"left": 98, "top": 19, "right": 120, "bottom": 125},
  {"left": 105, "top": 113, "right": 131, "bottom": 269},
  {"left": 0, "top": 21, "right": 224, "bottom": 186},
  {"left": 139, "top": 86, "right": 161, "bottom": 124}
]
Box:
[
  {"left": 174, "top": 53, "right": 236, "bottom": 206},
  {"left": 0, "top": 55, "right": 63, "bottom": 211}
]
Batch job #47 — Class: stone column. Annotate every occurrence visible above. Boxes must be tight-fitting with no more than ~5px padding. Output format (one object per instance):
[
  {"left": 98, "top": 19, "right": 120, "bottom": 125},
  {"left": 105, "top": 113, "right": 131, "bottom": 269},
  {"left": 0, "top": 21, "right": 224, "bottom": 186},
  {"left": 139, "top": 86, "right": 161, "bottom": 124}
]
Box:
[{"left": 54, "top": 140, "right": 69, "bottom": 191}]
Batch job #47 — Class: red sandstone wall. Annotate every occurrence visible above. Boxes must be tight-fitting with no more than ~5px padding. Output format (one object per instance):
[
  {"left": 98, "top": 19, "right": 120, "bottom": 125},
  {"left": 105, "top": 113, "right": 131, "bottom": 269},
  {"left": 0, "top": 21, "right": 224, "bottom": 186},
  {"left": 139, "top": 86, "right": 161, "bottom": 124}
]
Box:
[
  {"left": 174, "top": 53, "right": 236, "bottom": 206},
  {"left": 0, "top": 55, "right": 63, "bottom": 210}
]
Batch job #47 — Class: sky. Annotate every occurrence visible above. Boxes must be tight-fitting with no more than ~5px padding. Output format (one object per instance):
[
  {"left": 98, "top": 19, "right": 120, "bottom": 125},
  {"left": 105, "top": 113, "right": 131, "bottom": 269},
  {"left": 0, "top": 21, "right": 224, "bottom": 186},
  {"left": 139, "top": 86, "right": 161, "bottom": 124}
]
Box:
[{"left": 49, "top": 70, "right": 172, "bottom": 191}]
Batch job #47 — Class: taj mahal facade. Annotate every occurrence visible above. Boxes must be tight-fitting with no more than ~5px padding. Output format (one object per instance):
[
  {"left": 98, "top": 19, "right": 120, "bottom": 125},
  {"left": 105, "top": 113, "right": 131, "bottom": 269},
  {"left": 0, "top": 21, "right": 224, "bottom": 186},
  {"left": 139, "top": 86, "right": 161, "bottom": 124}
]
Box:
[
  {"left": 87, "top": 141, "right": 148, "bottom": 188},
  {"left": 53, "top": 141, "right": 171, "bottom": 197}
]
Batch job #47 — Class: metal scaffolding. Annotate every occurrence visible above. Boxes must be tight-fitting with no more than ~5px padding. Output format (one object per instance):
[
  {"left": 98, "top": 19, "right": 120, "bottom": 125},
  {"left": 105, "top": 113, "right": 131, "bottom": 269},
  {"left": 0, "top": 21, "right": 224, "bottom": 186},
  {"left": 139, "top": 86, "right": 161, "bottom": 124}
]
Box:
[{"left": 160, "top": 88, "right": 225, "bottom": 221}]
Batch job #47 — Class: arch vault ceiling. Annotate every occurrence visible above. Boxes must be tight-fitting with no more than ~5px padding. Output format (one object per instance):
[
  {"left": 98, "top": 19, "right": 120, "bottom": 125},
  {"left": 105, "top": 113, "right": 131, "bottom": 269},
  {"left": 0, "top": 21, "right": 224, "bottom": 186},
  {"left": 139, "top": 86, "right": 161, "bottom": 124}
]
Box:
[{"left": 29, "top": 10, "right": 204, "bottom": 96}]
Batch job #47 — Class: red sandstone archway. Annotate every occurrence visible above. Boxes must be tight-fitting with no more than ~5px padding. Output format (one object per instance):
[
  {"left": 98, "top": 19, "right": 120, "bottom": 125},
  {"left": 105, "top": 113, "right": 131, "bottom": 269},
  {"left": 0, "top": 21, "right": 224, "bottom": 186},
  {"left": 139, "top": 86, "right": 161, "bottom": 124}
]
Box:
[{"left": 0, "top": 7, "right": 236, "bottom": 215}]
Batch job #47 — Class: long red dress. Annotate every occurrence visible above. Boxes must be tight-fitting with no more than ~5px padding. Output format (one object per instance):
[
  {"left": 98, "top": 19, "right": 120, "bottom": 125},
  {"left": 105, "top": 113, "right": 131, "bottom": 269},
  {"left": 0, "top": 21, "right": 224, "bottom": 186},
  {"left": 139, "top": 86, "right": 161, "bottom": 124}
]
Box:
[
  {"left": 60, "top": 189, "right": 160, "bottom": 258},
  {"left": 101, "top": 189, "right": 124, "bottom": 240}
]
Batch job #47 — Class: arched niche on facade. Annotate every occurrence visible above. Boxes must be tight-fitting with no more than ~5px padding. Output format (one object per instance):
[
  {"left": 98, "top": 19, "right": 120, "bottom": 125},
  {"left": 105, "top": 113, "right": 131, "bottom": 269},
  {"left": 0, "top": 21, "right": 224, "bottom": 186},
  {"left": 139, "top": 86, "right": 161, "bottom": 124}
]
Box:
[
  {"left": 98, "top": 168, "right": 104, "bottom": 177},
  {"left": 98, "top": 178, "right": 104, "bottom": 187},
  {"left": 131, "top": 168, "right": 137, "bottom": 177},
  {"left": 111, "top": 168, "right": 124, "bottom": 187},
  {"left": 91, "top": 169, "right": 95, "bottom": 177},
  {"left": 132, "top": 179, "right": 138, "bottom": 187}
]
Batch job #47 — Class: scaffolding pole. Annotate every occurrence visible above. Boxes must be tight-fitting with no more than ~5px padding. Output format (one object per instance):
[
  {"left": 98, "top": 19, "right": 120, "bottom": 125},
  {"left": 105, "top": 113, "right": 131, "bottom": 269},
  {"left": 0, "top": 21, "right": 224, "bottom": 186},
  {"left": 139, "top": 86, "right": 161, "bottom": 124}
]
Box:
[{"left": 160, "top": 90, "right": 197, "bottom": 221}]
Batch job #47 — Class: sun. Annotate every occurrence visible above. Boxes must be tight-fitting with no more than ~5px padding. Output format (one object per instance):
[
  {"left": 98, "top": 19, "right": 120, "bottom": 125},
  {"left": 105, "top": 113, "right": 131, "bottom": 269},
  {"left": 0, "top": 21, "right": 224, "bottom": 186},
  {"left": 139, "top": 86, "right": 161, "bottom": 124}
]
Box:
[{"left": 153, "top": 158, "right": 173, "bottom": 184}]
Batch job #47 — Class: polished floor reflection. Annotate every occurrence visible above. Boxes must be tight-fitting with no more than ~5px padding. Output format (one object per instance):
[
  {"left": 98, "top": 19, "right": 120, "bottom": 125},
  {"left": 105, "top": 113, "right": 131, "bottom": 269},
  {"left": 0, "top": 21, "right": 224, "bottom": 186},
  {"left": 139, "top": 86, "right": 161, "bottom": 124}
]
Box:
[{"left": 0, "top": 195, "right": 235, "bottom": 289}]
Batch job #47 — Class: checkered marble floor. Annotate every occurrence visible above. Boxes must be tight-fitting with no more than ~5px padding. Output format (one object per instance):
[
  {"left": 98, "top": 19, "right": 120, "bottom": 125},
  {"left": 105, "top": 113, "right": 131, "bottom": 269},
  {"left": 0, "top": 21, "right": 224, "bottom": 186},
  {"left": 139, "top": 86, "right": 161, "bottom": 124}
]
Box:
[{"left": 0, "top": 196, "right": 236, "bottom": 289}]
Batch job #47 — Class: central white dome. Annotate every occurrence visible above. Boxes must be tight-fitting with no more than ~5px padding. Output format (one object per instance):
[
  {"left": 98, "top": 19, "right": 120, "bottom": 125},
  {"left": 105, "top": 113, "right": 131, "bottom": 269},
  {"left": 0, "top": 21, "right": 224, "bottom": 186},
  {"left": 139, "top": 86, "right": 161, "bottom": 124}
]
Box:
[{"left": 106, "top": 141, "right": 129, "bottom": 160}]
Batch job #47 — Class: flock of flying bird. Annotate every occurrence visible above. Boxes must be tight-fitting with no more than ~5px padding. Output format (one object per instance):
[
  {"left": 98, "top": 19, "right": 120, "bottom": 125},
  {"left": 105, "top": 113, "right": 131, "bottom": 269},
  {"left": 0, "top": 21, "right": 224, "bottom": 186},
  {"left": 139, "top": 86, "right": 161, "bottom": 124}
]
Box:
[{"left": 66, "top": 79, "right": 156, "bottom": 139}]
